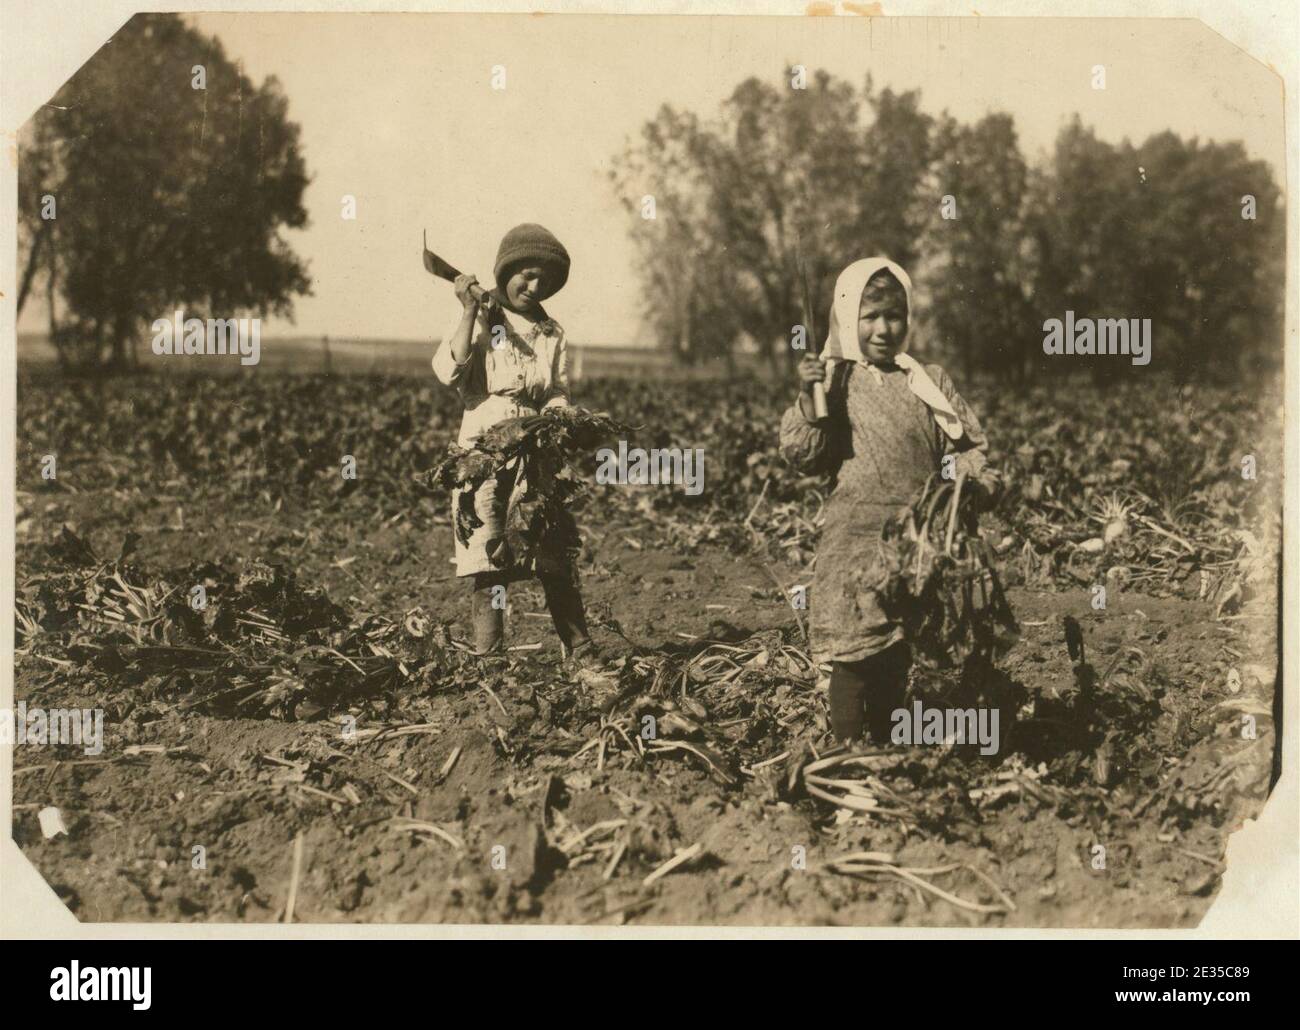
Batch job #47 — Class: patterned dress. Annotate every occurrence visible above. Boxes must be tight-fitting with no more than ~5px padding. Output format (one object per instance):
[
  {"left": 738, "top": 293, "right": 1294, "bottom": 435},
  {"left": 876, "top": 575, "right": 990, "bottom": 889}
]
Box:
[
  {"left": 432, "top": 303, "right": 571, "bottom": 577},
  {"left": 779, "top": 359, "right": 990, "bottom": 665}
]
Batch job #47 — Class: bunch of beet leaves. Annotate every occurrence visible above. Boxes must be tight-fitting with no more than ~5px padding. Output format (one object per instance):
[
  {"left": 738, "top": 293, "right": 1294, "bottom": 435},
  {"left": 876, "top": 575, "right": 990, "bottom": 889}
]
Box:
[
  {"left": 15, "top": 527, "right": 478, "bottom": 721},
  {"left": 873, "top": 472, "right": 1020, "bottom": 674},
  {"left": 426, "top": 407, "right": 632, "bottom": 570}
]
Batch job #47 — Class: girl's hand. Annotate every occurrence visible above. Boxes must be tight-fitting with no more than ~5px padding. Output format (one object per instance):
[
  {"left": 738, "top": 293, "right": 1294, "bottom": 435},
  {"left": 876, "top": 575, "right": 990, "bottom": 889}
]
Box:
[
  {"left": 454, "top": 273, "right": 482, "bottom": 311},
  {"left": 968, "top": 466, "right": 1004, "bottom": 512},
  {"left": 797, "top": 354, "right": 826, "bottom": 395}
]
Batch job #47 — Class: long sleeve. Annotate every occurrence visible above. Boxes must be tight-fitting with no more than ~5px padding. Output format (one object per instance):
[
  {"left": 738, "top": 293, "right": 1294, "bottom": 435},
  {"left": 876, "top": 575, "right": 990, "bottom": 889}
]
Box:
[
  {"left": 780, "top": 396, "right": 837, "bottom": 476},
  {"left": 432, "top": 313, "right": 478, "bottom": 391},
  {"left": 542, "top": 331, "right": 570, "bottom": 409},
  {"left": 928, "top": 364, "right": 991, "bottom": 481}
]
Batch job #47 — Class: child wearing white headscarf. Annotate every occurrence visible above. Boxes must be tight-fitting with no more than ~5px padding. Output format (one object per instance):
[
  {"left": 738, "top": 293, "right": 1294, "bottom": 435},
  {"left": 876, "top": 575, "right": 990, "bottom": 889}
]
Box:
[{"left": 780, "top": 257, "right": 999, "bottom": 745}]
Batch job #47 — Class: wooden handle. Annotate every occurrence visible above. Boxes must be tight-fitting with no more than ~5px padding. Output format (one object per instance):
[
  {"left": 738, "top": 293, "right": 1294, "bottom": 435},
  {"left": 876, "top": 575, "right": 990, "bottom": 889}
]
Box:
[
  {"left": 794, "top": 235, "right": 826, "bottom": 419},
  {"left": 811, "top": 381, "right": 829, "bottom": 419}
]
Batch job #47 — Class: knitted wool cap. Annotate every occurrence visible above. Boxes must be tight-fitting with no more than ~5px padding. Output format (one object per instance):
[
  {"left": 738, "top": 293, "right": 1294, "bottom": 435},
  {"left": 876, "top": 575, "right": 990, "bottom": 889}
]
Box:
[{"left": 493, "top": 223, "right": 571, "bottom": 296}]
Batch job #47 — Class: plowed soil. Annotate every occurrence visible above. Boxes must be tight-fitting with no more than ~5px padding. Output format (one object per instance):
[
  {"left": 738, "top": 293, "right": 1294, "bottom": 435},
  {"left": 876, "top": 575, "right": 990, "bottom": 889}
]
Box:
[{"left": 12, "top": 480, "right": 1278, "bottom": 927}]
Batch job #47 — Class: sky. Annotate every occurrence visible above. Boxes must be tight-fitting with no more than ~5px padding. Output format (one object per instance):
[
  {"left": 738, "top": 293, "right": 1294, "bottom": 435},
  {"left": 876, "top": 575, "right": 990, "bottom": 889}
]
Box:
[{"left": 21, "top": 13, "right": 1288, "bottom": 346}]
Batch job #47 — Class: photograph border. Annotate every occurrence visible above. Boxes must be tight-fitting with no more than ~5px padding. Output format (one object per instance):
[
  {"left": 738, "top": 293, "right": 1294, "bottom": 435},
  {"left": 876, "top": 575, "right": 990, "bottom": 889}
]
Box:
[{"left": 2, "top": 0, "right": 1295, "bottom": 940}]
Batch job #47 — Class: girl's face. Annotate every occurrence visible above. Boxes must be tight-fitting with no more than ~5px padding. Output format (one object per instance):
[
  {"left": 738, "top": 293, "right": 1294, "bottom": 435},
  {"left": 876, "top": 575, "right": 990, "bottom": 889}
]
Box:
[
  {"left": 504, "top": 265, "right": 550, "bottom": 313},
  {"left": 858, "top": 292, "right": 908, "bottom": 363}
]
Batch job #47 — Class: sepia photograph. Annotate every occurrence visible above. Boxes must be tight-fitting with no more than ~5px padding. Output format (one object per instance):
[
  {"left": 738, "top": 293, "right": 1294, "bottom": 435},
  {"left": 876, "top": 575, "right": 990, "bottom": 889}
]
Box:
[{"left": 3, "top": 2, "right": 1292, "bottom": 938}]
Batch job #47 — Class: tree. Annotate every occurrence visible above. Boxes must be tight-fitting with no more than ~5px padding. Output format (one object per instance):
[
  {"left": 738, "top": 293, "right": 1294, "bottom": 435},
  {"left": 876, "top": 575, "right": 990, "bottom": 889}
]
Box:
[
  {"left": 611, "top": 71, "right": 1284, "bottom": 384},
  {"left": 923, "top": 112, "right": 1033, "bottom": 382},
  {"left": 610, "top": 71, "right": 937, "bottom": 371},
  {"left": 708, "top": 73, "right": 936, "bottom": 371},
  {"left": 17, "top": 13, "right": 311, "bottom": 370},
  {"left": 1126, "top": 132, "right": 1284, "bottom": 378},
  {"left": 1024, "top": 117, "right": 1284, "bottom": 382},
  {"left": 608, "top": 106, "right": 742, "bottom": 366}
]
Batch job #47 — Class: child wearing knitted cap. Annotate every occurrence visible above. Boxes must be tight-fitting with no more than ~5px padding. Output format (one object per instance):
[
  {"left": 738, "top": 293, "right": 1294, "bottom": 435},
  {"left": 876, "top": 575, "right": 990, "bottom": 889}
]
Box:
[
  {"left": 433, "top": 223, "right": 597, "bottom": 660},
  {"left": 780, "top": 258, "right": 1001, "bottom": 747}
]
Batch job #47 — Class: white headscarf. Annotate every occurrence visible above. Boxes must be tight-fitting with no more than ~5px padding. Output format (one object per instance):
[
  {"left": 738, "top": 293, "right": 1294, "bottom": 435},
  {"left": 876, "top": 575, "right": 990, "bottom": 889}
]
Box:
[{"left": 821, "top": 257, "right": 965, "bottom": 441}]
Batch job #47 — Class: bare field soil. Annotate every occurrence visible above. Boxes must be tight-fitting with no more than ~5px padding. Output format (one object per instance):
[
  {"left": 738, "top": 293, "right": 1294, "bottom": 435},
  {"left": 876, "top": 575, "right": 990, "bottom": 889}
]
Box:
[{"left": 11, "top": 371, "right": 1280, "bottom": 926}]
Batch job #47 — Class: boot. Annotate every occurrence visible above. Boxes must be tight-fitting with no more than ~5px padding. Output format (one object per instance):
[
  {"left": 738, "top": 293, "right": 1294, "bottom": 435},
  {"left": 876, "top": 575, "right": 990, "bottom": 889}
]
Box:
[
  {"left": 539, "top": 571, "right": 593, "bottom": 654},
  {"left": 470, "top": 573, "right": 507, "bottom": 655}
]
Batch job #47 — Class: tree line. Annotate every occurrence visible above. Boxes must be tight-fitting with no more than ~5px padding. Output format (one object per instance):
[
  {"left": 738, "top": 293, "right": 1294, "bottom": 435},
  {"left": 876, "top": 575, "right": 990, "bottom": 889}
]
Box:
[{"left": 609, "top": 69, "right": 1285, "bottom": 382}]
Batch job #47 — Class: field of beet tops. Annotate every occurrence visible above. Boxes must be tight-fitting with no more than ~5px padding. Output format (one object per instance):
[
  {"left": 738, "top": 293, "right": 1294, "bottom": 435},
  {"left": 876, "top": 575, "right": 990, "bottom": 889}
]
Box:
[{"left": 11, "top": 367, "right": 1282, "bottom": 927}]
